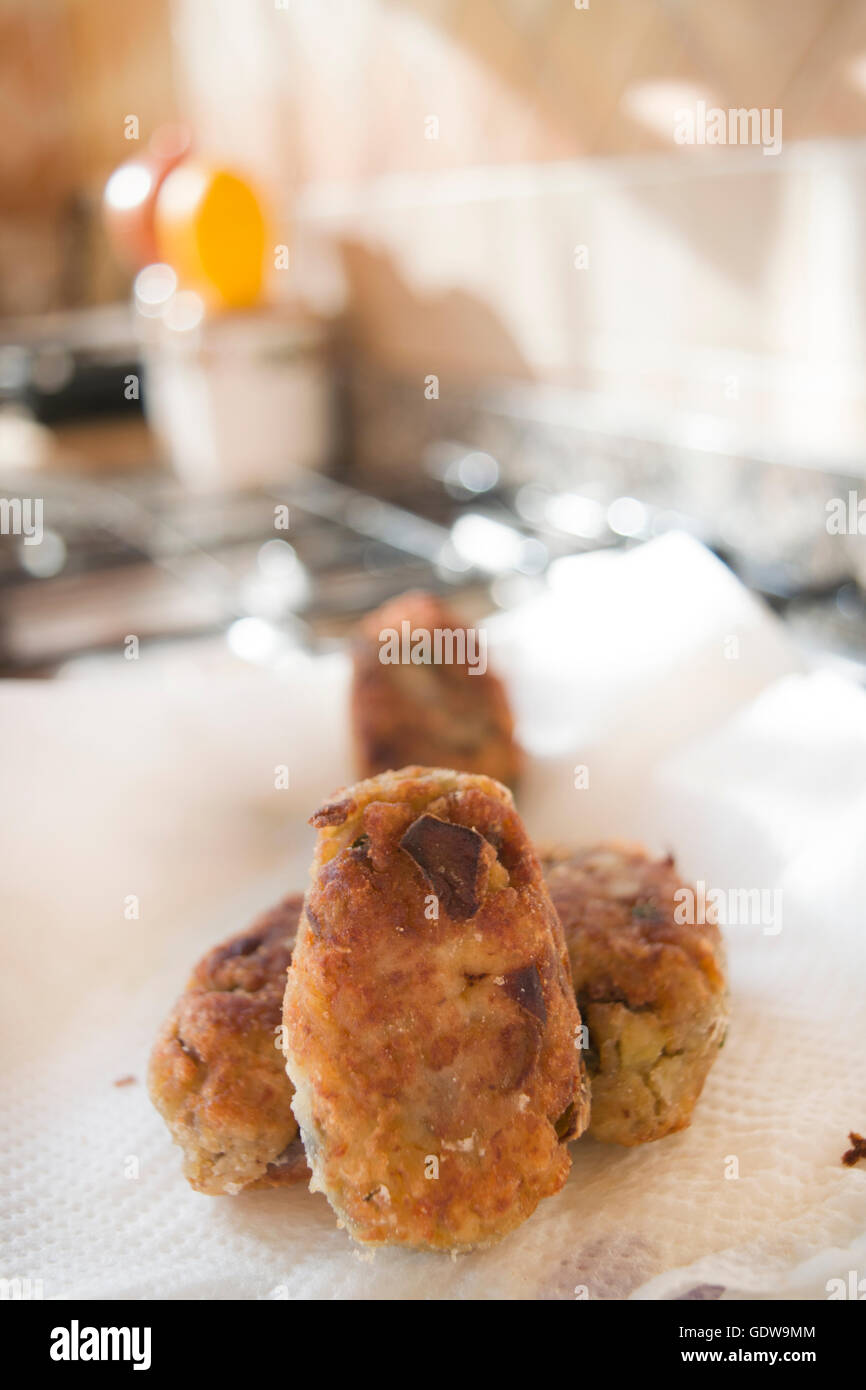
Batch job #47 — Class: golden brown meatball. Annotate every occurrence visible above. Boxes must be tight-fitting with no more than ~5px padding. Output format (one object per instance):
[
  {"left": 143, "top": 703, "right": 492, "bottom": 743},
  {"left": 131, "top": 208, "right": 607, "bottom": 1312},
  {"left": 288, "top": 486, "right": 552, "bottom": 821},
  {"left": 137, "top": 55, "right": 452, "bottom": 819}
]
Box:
[
  {"left": 541, "top": 844, "right": 728, "bottom": 1147},
  {"left": 148, "top": 895, "right": 308, "bottom": 1194},
  {"left": 283, "top": 767, "right": 589, "bottom": 1251},
  {"left": 350, "top": 591, "right": 522, "bottom": 787}
]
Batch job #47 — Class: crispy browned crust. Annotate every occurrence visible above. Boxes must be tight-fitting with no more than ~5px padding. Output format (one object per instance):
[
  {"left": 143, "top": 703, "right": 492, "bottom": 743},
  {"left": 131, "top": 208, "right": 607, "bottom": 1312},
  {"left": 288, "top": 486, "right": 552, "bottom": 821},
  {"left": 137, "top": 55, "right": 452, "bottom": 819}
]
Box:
[
  {"left": 148, "top": 894, "right": 309, "bottom": 1194},
  {"left": 284, "top": 767, "right": 589, "bottom": 1251},
  {"left": 541, "top": 844, "right": 729, "bottom": 1147},
  {"left": 350, "top": 591, "right": 522, "bottom": 787}
]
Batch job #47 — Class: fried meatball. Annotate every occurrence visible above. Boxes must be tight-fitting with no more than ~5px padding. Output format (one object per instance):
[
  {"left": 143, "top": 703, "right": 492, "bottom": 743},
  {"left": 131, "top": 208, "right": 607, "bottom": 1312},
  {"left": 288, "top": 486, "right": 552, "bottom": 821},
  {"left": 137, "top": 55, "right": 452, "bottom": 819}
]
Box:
[
  {"left": 541, "top": 844, "right": 728, "bottom": 1147},
  {"left": 148, "top": 894, "right": 308, "bottom": 1194},
  {"left": 283, "top": 767, "right": 589, "bottom": 1251},
  {"left": 350, "top": 591, "right": 522, "bottom": 786}
]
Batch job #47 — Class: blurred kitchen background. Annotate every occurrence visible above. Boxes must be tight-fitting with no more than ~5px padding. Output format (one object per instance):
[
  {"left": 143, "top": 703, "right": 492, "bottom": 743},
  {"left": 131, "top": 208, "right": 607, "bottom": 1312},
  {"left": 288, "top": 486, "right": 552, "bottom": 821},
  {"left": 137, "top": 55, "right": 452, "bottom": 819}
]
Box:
[{"left": 2, "top": 0, "right": 866, "bottom": 677}]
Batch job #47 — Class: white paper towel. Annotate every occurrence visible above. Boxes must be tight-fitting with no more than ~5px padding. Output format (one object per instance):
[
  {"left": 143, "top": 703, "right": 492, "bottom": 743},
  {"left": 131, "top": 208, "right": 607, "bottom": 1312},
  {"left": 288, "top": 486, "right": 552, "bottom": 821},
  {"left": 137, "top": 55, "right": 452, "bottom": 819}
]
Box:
[{"left": 1, "top": 534, "right": 864, "bottom": 1300}]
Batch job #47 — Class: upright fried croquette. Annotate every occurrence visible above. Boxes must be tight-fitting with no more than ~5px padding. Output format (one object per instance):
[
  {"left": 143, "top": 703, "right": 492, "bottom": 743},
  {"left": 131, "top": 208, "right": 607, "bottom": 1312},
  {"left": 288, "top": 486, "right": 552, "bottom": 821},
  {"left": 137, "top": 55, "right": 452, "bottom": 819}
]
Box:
[
  {"left": 148, "top": 894, "right": 308, "bottom": 1194},
  {"left": 350, "top": 591, "right": 522, "bottom": 786},
  {"left": 541, "top": 844, "right": 728, "bottom": 1146},
  {"left": 283, "top": 767, "right": 589, "bottom": 1250}
]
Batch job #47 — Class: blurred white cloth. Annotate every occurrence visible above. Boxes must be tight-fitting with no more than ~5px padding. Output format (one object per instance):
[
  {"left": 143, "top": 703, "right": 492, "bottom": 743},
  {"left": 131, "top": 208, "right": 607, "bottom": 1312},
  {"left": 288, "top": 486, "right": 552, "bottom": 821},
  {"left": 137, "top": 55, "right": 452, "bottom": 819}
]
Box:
[{"left": 1, "top": 532, "right": 864, "bottom": 1300}]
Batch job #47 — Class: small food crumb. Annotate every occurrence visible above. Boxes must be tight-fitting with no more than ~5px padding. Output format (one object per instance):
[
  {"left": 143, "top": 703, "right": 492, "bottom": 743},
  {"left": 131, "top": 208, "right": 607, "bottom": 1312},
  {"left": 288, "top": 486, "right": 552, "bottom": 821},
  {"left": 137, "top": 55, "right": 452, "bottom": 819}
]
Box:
[
  {"left": 113, "top": 1075, "right": 137, "bottom": 1087},
  {"left": 842, "top": 1131, "right": 866, "bottom": 1167}
]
